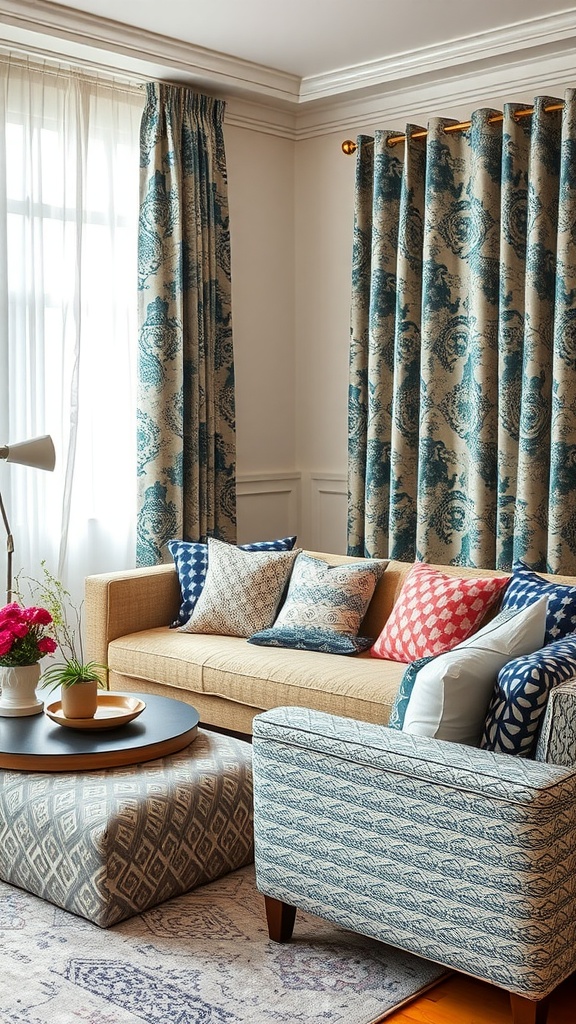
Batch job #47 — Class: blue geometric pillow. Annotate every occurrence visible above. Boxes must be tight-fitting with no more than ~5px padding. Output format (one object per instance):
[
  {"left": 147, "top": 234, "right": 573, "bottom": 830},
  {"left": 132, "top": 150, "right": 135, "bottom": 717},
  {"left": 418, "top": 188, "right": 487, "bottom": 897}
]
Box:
[
  {"left": 247, "top": 626, "right": 374, "bottom": 656},
  {"left": 501, "top": 560, "right": 576, "bottom": 644},
  {"left": 481, "top": 633, "right": 576, "bottom": 757},
  {"left": 168, "top": 536, "right": 297, "bottom": 626},
  {"left": 388, "top": 656, "right": 436, "bottom": 730}
]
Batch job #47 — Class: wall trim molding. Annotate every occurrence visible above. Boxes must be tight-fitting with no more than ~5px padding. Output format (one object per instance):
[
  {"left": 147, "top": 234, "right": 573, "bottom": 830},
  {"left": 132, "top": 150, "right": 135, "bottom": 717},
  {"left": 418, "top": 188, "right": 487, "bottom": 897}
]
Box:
[{"left": 0, "top": 0, "right": 574, "bottom": 141}]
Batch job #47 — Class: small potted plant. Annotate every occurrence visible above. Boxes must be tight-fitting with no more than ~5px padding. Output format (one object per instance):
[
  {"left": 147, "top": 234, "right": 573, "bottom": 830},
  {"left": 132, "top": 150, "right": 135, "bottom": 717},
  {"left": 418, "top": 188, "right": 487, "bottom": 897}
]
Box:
[
  {"left": 14, "top": 563, "right": 107, "bottom": 719},
  {"left": 0, "top": 601, "right": 58, "bottom": 716}
]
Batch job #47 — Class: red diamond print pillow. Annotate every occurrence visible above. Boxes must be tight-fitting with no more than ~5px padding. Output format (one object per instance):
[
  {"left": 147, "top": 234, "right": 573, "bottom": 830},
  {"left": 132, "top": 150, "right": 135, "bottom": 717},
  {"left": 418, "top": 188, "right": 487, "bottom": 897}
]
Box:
[{"left": 371, "top": 561, "right": 510, "bottom": 663}]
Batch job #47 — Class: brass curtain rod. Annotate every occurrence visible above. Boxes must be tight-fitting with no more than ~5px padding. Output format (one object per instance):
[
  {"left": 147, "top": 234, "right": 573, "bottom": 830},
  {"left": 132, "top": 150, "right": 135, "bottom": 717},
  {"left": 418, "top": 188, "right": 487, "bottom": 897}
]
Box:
[{"left": 341, "top": 101, "right": 565, "bottom": 154}]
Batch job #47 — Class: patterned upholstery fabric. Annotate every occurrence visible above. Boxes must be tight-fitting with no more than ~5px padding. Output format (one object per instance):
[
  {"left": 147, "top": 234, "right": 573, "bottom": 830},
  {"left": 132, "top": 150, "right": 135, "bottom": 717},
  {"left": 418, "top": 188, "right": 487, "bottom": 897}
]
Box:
[
  {"left": 481, "top": 634, "right": 576, "bottom": 757},
  {"left": 0, "top": 729, "right": 254, "bottom": 927},
  {"left": 248, "top": 626, "right": 374, "bottom": 655},
  {"left": 370, "top": 561, "right": 509, "bottom": 663},
  {"left": 536, "top": 678, "right": 576, "bottom": 766},
  {"left": 168, "top": 535, "right": 297, "bottom": 626},
  {"left": 273, "top": 552, "right": 387, "bottom": 635},
  {"left": 501, "top": 561, "right": 576, "bottom": 644},
  {"left": 180, "top": 538, "right": 300, "bottom": 638},
  {"left": 252, "top": 706, "right": 576, "bottom": 1001}
]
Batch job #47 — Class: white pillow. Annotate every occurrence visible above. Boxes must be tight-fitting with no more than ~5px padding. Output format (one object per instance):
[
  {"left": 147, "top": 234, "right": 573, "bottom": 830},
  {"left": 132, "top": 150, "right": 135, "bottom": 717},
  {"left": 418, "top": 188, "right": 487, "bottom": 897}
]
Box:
[
  {"left": 402, "top": 596, "right": 548, "bottom": 745},
  {"left": 180, "top": 538, "right": 300, "bottom": 638}
]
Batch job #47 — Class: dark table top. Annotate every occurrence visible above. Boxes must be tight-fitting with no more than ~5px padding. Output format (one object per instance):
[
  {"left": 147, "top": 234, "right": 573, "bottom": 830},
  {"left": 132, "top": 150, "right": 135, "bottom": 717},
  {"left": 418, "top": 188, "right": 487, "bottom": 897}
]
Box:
[{"left": 0, "top": 692, "right": 200, "bottom": 772}]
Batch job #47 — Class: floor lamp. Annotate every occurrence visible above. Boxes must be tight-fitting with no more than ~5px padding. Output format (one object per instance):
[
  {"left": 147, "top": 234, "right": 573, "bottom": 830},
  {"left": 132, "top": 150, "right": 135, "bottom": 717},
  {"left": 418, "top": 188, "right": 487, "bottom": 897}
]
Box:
[{"left": 0, "top": 435, "right": 56, "bottom": 605}]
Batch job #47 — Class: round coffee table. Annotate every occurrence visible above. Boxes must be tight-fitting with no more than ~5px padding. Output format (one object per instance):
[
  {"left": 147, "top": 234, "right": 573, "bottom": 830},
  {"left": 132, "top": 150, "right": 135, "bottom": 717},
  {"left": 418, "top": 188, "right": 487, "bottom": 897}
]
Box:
[{"left": 0, "top": 692, "right": 199, "bottom": 771}]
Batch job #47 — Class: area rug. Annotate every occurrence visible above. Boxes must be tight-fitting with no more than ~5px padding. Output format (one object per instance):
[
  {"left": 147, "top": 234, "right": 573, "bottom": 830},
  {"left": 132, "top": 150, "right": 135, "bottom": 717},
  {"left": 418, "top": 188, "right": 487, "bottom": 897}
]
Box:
[{"left": 0, "top": 865, "right": 446, "bottom": 1024}]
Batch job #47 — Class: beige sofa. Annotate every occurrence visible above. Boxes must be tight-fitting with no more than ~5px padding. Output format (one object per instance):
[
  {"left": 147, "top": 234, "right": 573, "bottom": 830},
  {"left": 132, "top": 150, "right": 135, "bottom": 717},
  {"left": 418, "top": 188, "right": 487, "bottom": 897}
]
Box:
[{"left": 84, "top": 550, "right": 524, "bottom": 736}]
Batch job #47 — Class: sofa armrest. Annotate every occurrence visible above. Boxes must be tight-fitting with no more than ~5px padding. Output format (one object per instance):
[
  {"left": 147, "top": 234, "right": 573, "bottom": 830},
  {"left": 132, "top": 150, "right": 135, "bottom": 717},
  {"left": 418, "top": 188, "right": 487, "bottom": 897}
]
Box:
[
  {"left": 535, "top": 678, "right": 576, "bottom": 766},
  {"left": 84, "top": 564, "right": 181, "bottom": 681},
  {"left": 252, "top": 706, "right": 576, "bottom": 1000}
]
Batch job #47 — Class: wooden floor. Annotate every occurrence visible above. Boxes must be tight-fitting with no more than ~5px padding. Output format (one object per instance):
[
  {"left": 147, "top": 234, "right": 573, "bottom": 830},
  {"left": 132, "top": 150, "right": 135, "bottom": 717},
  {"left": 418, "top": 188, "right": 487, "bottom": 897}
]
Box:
[{"left": 386, "top": 971, "right": 576, "bottom": 1024}]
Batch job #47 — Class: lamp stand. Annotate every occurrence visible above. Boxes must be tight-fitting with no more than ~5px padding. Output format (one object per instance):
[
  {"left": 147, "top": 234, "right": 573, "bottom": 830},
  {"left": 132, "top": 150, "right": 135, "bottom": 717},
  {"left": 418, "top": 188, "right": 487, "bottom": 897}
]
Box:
[{"left": 0, "top": 490, "right": 13, "bottom": 604}]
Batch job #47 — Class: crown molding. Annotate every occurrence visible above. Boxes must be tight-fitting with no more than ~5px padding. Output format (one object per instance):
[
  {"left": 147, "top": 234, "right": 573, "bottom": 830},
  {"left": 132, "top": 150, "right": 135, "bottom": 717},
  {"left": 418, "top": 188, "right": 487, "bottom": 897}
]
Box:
[
  {"left": 299, "top": 9, "right": 576, "bottom": 102},
  {"left": 0, "top": 0, "right": 301, "bottom": 104},
  {"left": 294, "top": 48, "right": 576, "bottom": 141},
  {"left": 0, "top": 0, "right": 574, "bottom": 141}
]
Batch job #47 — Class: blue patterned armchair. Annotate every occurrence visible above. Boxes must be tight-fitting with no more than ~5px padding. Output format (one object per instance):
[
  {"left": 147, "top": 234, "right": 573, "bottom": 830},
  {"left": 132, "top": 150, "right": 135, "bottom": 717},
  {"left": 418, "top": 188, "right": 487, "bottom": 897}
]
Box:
[{"left": 252, "top": 683, "right": 576, "bottom": 1024}]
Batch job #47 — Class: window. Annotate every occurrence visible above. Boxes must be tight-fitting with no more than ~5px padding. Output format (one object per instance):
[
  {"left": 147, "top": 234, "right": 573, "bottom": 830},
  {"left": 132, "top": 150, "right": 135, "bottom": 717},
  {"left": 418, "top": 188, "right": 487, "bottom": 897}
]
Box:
[{"left": 0, "top": 60, "right": 142, "bottom": 604}]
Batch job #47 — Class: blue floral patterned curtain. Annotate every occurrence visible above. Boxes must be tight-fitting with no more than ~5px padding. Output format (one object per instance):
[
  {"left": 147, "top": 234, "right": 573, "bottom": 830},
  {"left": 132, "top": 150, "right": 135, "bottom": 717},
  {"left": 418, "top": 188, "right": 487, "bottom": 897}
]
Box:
[
  {"left": 137, "top": 83, "right": 236, "bottom": 565},
  {"left": 348, "top": 88, "right": 576, "bottom": 574}
]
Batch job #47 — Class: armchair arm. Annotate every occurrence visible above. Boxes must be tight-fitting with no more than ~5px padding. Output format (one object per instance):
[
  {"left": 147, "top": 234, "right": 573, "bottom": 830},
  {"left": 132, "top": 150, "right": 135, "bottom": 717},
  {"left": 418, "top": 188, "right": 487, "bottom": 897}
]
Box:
[
  {"left": 252, "top": 706, "right": 576, "bottom": 1002},
  {"left": 535, "top": 678, "right": 576, "bottom": 766},
  {"left": 84, "top": 564, "right": 181, "bottom": 682}
]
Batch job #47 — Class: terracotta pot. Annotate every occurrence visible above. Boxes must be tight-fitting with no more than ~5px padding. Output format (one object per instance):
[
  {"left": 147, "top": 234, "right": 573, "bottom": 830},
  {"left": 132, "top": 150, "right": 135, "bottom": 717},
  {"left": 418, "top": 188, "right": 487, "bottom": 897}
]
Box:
[
  {"left": 0, "top": 663, "right": 43, "bottom": 717},
  {"left": 61, "top": 679, "right": 99, "bottom": 719}
]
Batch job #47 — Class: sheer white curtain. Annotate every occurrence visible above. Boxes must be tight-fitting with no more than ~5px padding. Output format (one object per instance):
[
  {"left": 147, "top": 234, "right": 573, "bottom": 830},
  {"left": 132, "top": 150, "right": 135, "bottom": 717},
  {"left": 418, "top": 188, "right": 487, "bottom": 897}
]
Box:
[{"left": 0, "top": 58, "right": 142, "bottom": 608}]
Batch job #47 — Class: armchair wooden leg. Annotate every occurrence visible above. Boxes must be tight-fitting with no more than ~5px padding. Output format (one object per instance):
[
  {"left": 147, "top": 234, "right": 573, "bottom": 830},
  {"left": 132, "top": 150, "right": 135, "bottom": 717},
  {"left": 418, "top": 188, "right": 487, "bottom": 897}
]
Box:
[
  {"left": 509, "top": 992, "right": 550, "bottom": 1024},
  {"left": 264, "top": 895, "right": 297, "bottom": 943}
]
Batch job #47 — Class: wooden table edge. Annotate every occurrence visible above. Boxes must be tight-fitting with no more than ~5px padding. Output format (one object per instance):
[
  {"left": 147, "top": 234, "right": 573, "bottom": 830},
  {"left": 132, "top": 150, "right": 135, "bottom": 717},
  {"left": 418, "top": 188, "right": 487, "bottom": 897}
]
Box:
[{"left": 0, "top": 725, "right": 199, "bottom": 772}]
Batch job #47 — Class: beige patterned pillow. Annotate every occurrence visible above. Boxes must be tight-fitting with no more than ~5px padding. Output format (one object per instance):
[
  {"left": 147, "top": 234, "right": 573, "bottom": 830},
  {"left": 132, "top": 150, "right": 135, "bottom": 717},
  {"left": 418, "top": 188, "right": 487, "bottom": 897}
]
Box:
[{"left": 180, "top": 537, "right": 300, "bottom": 638}]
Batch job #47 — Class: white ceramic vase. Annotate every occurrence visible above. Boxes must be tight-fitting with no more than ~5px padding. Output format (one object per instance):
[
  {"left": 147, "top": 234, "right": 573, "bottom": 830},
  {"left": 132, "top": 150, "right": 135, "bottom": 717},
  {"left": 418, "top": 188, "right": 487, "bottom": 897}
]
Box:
[
  {"left": 60, "top": 679, "right": 99, "bottom": 719},
  {"left": 0, "top": 663, "right": 43, "bottom": 716}
]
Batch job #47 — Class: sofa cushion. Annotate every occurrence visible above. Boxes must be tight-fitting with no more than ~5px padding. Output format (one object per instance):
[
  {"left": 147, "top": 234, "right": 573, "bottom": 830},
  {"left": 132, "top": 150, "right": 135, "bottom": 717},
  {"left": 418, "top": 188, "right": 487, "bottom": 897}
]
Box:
[
  {"left": 108, "top": 629, "right": 406, "bottom": 726},
  {"left": 501, "top": 560, "right": 576, "bottom": 644},
  {"left": 273, "top": 552, "right": 387, "bottom": 636},
  {"left": 168, "top": 535, "right": 297, "bottom": 626},
  {"left": 481, "top": 632, "right": 576, "bottom": 757},
  {"left": 392, "top": 598, "right": 548, "bottom": 745},
  {"left": 180, "top": 538, "right": 300, "bottom": 638},
  {"left": 248, "top": 626, "right": 374, "bottom": 655},
  {"left": 370, "top": 561, "right": 509, "bottom": 663}
]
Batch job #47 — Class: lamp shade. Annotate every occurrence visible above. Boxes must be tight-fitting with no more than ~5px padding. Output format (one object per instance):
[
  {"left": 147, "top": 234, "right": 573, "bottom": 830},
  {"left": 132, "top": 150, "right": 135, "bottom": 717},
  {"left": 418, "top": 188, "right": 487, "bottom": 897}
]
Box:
[{"left": 0, "top": 435, "right": 55, "bottom": 472}]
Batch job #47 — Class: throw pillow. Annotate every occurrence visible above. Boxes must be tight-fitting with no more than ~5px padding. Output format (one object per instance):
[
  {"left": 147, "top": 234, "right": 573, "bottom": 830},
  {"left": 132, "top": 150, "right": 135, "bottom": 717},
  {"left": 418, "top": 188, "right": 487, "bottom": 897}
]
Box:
[
  {"left": 248, "top": 626, "right": 374, "bottom": 656},
  {"left": 180, "top": 538, "right": 300, "bottom": 638},
  {"left": 394, "top": 597, "right": 548, "bottom": 745},
  {"left": 481, "top": 631, "right": 576, "bottom": 757},
  {"left": 272, "top": 552, "right": 388, "bottom": 636},
  {"left": 168, "top": 535, "right": 297, "bottom": 626},
  {"left": 370, "top": 561, "right": 509, "bottom": 663},
  {"left": 501, "top": 560, "right": 576, "bottom": 644}
]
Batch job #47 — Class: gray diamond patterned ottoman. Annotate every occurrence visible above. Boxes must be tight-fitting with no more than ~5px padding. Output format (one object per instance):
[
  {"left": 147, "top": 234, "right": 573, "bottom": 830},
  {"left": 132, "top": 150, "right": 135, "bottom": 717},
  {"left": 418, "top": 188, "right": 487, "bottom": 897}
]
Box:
[{"left": 0, "top": 728, "right": 254, "bottom": 927}]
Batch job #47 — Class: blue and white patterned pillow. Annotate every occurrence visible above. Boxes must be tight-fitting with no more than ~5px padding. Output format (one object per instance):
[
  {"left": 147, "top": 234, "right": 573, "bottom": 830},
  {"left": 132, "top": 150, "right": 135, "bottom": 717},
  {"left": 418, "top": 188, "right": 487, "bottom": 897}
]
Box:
[
  {"left": 248, "top": 626, "right": 374, "bottom": 656},
  {"left": 388, "top": 656, "right": 435, "bottom": 730},
  {"left": 272, "top": 552, "right": 388, "bottom": 636},
  {"left": 501, "top": 560, "right": 576, "bottom": 644},
  {"left": 168, "top": 535, "right": 297, "bottom": 626},
  {"left": 481, "top": 633, "right": 576, "bottom": 757}
]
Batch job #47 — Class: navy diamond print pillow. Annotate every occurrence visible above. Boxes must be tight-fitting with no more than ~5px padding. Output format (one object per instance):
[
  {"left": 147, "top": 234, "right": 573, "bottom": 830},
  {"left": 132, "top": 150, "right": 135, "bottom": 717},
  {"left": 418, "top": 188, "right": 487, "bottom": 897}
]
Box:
[
  {"left": 168, "top": 536, "right": 297, "bottom": 626},
  {"left": 501, "top": 560, "right": 576, "bottom": 645},
  {"left": 481, "top": 633, "right": 576, "bottom": 757}
]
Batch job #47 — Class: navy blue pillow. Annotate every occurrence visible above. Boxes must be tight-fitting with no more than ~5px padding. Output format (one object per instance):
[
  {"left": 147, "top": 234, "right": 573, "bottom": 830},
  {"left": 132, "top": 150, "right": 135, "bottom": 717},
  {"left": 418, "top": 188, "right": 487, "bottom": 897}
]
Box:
[
  {"left": 481, "top": 632, "right": 576, "bottom": 757},
  {"left": 168, "top": 536, "right": 297, "bottom": 626},
  {"left": 248, "top": 626, "right": 374, "bottom": 656},
  {"left": 501, "top": 560, "right": 576, "bottom": 644}
]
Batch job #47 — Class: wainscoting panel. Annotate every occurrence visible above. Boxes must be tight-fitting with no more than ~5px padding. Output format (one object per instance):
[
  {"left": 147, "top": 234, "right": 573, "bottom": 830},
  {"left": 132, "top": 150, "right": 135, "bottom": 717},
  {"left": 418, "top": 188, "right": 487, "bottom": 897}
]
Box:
[
  {"left": 310, "top": 473, "right": 347, "bottom": 555},
  {"left": 236, "top": 473, "right": 301, "bottom": 545}
]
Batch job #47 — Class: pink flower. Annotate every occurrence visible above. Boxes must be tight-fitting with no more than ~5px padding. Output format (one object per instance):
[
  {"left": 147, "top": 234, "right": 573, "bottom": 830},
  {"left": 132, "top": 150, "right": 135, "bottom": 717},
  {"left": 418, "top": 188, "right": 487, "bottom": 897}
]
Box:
[
  {"left": 37, "top": 637, "right": 57, "bottom": 654},
  {"left": 10, "top": 622, "right": 28, "bottom": 639},
  {"left": 24, "top": 606, "right": 53, "bottom": 626},
  {"left": 0, "top": 603, "right": 24, "bottom": 624},
  {"left": 0, "top": 630, "right": 14, "bottom": 655}
]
